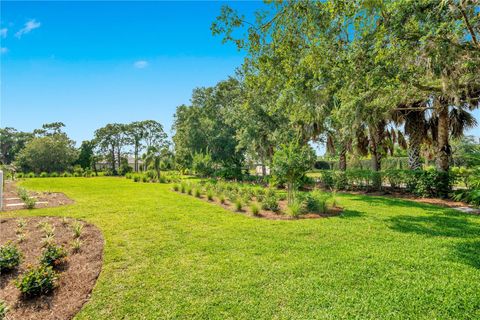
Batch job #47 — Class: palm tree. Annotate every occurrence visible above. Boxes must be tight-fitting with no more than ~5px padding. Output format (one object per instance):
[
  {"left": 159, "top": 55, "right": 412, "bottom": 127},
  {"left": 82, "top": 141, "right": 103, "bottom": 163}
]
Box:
[{"left": 143, "top": 146, "right": 163, "bottom": 179}]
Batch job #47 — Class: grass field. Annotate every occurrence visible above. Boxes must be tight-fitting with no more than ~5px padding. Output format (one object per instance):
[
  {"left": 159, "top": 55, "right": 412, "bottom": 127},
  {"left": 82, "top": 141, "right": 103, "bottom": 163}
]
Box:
[{"left": 3, "top": 177, "right": 480, "bottom": 319}]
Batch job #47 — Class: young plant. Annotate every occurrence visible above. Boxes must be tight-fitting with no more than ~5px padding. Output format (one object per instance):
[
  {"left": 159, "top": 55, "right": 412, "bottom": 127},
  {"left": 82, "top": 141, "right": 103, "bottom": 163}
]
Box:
[
  {"left": 40, "top": 244, "right": 67, "bottom": 267},
  {"left": 287, "top": 201, "right": 304, "bottom": 218},
  {"left": 41, "top": 223, "right": 55, "bottom": 237},
  {"left": 72, "top": 222, "right": 84, "bottom": 238},
  {"left": 0, "top": 242, "right": 22, "bottom": 273},
  {"left": 187, "top": 186, "right": 192, "bottom": 195},
  {"left": 194, "top": 188, "right": 201, "bottom": 198},
  {"left": 17, "top": 233, "right": 26, "bottom": 243},
  {"left": 15, "top": 265, "right": 58, "bottom": 297},
  {"left": 24, "top": 197, "right": 37, "bottom": 209},
  {"left": 71, "top": 239, "right": 82, "bottom": 253},
  {"left": 17, "top": 218, "right": 27, "bottom": 229},
  {"left": 172, "top": 184, "right": 180, "bottom": 192},
  {"left": 180, "top": 183, "right": 186, "bottom": 193},
  {"left": 234, "top": 199, "right": 243, "bottom": 212},
  {"left": 17, "top": 187, "right": 29, "bottom": 202},
  {"left": 42, "top": 234, "right": 56, "bottom": 247},
  {"left": 250, "top": 203, "right": 260, "bottom": 216},
  {"left": 207, "top": 190, "right": 214, "bottom": 201},
  {"left": 0, "top": 300, "right": 7, "bottom": 320},
  {"left": 219, "top": 194, "right": 226, "bottom": 204}
]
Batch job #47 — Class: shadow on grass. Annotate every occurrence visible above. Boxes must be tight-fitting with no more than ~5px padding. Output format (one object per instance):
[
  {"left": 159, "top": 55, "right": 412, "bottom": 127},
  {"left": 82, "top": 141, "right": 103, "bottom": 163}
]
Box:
[
  {"left": 453, "top": 240, "right": 480, "bottom": 269},
  {"left": 339, "top": 209, "right": 364, "bottom": 219},
  {"left": 347, "top": 194, "right": 448, "bottom": 213}
]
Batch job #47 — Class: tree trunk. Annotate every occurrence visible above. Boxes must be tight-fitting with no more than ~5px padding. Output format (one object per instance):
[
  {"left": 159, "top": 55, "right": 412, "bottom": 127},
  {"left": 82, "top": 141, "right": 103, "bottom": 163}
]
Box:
[
  {"left": 339, "top": 145, "right": 347, "bottom": 171},
  {"left": 134, "top": 143, "right": 139, "bottom": 172},
  {"left": 111, "top": 146, "right": 116, "bottom": 173},
  {"left": 436, "top": 103, "right": 450, "bottom": 172},
  {"left": 369, "top": 121, "right": 385, "bottom": 172},
  {"left": 405, "top": 110, "right": 424, "bottom": 170}
]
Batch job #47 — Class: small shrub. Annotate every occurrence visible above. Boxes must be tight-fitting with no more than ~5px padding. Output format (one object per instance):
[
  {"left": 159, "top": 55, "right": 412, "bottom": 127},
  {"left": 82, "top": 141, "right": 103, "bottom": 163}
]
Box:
[
  {"left": 42, "top": 234, "right": 56, "bottom": 247},
  {"left": 180, "top": 183, "right": 186, "bottom": 193},
  {"left": 17, "top": 187, "right": 29, "bottom": 202},
  {"left": 15, "top": 265, "right": 58, "bottom": 297},
  {"left": 71, "top": 239, "right": 82, "bottom": 253},
  {"left": 207, "top": 190, "right": 214, "bottom": 201},
  {"left": 62, "top": 172, "right": 72, "bottom": 177},
  {"left": 194, "top": 189, "right": 201, "bottom": 198},
  {"left": 187, "top": 186, "right": 192, "bottom": 195},
  {"left": 40, "top": 244, "right": 67, "bottom": 267},
  {"left": 50, "top": 172, "right": 59, "bottom": 177},
  {"left": 24, "top": 197, "right": 36, "bottom": 209},
  {"left": 41, "top": 223, "right": 55, "bottom": 237},
  {"left": 159, "top": 175, "right": 167, "bottom": 183},
  {"left": 234, "top": 199, "right": 243, "bottom": 212},
  {"left": 0, "top": 242, "right": 22, "bottom": 272},
  {"left": 142, "top": 175, "right": 148, "bottom": 183},
  {"left": 133, "top": 174, "right": 141, "bottom": 182},
  {"left": 0, "top": 300, "right": 7, "bottom": 319},
  {"left": 219, "top": 194, "right": 226, "bottom": 204},
  {"left": 125, "top": 173, "right": 133, "bottom": 179},
  {"left": 72, "top": 222, "right": 84, "bottom": 238},
  {"left": 287, "top": 201, "right": 304, "bottom": 218},
  {"left": 250, "top": 203, "right": 260, "bottom": 216},
  {"left": 172, "top": 184, "right": 180, "bottom": 192},
  {"left": 261, "top": 190, "right": 280, "bottom": 212},
  {"left": 302, "top": 190, "right": 329, "bottom": 214},
  {"left": 17, "top": 218, "right": 27, "bottom": 229},
  {"left": 17, "top": 172, "right": 25, "bottom": 178},
  {"left": 17, "top": 233, "right": 26, "bottom": 243},
  {"left": 27, "top": 172, "right": 35, "bottom": 178},
  {"left": 39, "top": 172, "right": 48, "bottom": 178}
]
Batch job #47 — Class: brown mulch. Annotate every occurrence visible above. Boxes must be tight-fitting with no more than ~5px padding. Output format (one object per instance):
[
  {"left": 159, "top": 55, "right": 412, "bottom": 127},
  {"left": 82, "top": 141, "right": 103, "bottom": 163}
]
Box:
[
  {"left": 177, "top": 192, "right": 343, "bottom": 220},
  {"left": 3, "top": 181, "right": 74, "bottom": 211},
  {"left": 0, "top": 216, "right": 104, "bottom": 320}
]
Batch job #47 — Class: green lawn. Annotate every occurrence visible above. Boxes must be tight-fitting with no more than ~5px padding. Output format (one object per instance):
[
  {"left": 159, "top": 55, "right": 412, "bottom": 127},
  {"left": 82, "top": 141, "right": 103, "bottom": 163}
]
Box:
[{"left": 4, "top": 177, "right": 480, "bottom": 319}]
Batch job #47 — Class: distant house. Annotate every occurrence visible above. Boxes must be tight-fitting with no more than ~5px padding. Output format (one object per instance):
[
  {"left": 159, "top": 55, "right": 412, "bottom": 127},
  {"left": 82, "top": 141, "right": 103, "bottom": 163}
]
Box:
[
  {"left": 95, "top": 156, "right": 143, "bottom": 171},
  {"left": 255, "top": 165, "right": 270, "bottom": 176}
]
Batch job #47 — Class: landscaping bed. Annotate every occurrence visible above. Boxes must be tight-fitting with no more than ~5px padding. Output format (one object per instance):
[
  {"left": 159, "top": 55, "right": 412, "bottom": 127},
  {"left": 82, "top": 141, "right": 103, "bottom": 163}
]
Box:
[
  {"left": 0, "top": 217, "right": 103, "bottom": 320},
  {"left": 2, "top": 181, "right": 74, "bottom": 211}
]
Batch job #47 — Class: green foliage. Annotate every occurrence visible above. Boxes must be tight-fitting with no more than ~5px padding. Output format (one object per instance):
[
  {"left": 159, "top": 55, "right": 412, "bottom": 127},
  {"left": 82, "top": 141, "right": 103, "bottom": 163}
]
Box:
[
  {"left": 15, "top": 133, "right": 78, "bottom": 173},
  {"left": 72, "top": 222, "right": 84, "bottom": 238},
  {"left": 194, "top": 188, "right": 201, "bottom": 198},
  {"left": 0, "top": 300, "right": 7, "bottom": 320},
  {"left": 192, "top": 152, "right": 215, "bottom": 177},
  {"left": 15, "top": 265, "right": 58, "bottom": 297},
  {"left": 271, "top": 142, "right": 316, "bottom": 204},
  {"left": 207, "top": 190, "right": 214, "bottom": 201},
  {"left": 249, "top": 203, "right": 260, "bottom": 216},
  {"left": 172, "top": 184, "right": 180, "bottom": 192},
  {"left": 286, "top": 200, "right": 304, "bottom": 218},
  {"left": 40, "top": 244, "right": 67, "bottom": 267},
  {"left": 301, "top": 190, "right": 329, "bottom": 214},
  {"left": 261, "top": 189, "right": 279, "bottom": 212},
  {"left": 24, "top": 197, "right": 36, "bottom": 209},
  {"left": 39, "top": 171, "right": 48, "bottom": 177},
  {"left": 234, "top": 198, "right": 243, "bottom": 212},
  {"left": 0, "top": 242, "right": 22, "bottom": 273},
  {"left": 71, "top": 239, "right": 82, "bottom": 253}
]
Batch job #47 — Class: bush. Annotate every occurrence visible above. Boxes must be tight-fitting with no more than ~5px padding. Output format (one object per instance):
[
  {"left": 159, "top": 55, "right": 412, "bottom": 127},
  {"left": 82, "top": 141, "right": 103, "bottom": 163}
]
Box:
[
  {"left": 261, "top": 189, "right": 279, "bottom": 212},
  {"left": 27, "top": 172, "right": 35, "bottom": 178},
  {"left": 39, "top": 172, "right": 48, "bottom": 178},
  {"left": 172, "top": 184, "right": 180, "bottom": 191},
  {"left": 133, "top": 174, "right": 141, "bottom": 182},
  {"left": 234, "top": 199, "right": 243, "bottom": 211},
  {"left": 72, "top": 222, "right": 84, "bottom": 238},
  {"left": 187, "top": 186, "right": 192, "bottom": 195},
  {"left": 219, "top": 194, "right": 226, "bottom": 204},
  {"left": 287, "top": 201, "right": 304, "bottom": 218},
  {"left": 180, "top": 183, "right": 186, "bottom": 193},
  {"left": 0, "top": 300, "right": 7, "bottom": 320},
  {"left": 17, "top": 187, "right": 29, "bottom": 202},
  {"left": 15, "top": 265, "right": 58, "bottom": 297},
  {"left": 0, "top": 242, "right": 22, "bottom": 273},
  {"left": 301, "top": 190, "right": 329, "bottom": 214},
  {"left": 40, "top": 244, "right": 67, "bottom": 267},
  {"left": 125, "top": 173, "right": 132, "bottom": 179},
  {"left": 16, "top": 172, "right": 24, "bottom": 178},
  {"left": 207, "top": 190, "right": 214, "bottom": 201},
  {"left": 142, "top": 175, "right": 148, "bottom": 183},
  {"left": 194, "top": 189, "right": 201, "bottom": 198},
  {"left": 192, "top": 152, "right": 215, "bottom": 177},
  {"left": 250, "top": 203, "right": 260, "bottom": 216},
  {"left": 62, "top": 172, "right": 72, "bottom": 177},
  {"left": 50, "top": 172, "right": 59, "bottom": 177}
]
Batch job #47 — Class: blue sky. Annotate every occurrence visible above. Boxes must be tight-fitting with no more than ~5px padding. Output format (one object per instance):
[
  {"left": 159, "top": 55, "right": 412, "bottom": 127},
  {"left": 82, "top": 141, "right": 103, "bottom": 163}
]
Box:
[
  {"left": 0, "top": 1, "right": 265, "bottom": 144},
  {"left": 1, "top": 1, "right": 479, "bottom": 149}
]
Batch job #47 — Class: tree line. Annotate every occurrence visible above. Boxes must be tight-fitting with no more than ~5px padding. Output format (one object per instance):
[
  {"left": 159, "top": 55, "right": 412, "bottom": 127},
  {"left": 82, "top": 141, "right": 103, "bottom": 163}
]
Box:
[
  {"left": 170, "top": 0, "right": 479, "bottom": 193},
  {"left": 0, "top": 121, "right": 170, "bottom": 175}
]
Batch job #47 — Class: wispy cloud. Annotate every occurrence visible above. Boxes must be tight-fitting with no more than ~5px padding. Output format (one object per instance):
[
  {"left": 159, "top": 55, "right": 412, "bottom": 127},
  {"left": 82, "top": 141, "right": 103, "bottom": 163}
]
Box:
[
  {"left": 15, "top": 19, "right": 41, "bottom": 38},
  {"left": 0, "top": 28, "right": 7, "bottom": 38},
  {"left": 133, "top": 60, "right": 149, "bottom": 69},
  {"left": 1, "top": 47, "right": 8, "bottom": 54}
]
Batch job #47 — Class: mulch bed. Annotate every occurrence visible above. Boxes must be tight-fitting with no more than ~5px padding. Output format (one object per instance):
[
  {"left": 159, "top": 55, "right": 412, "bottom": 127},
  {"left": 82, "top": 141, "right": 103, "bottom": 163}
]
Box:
[
  {"left": 176, "top": 192, "right": 343, "bottom": 220},
  {"left": 2, "top": 180, "right": 74, "bottom": 211},
  {"left": 0, "top": 217, "right": 104, "bottom": 320}
]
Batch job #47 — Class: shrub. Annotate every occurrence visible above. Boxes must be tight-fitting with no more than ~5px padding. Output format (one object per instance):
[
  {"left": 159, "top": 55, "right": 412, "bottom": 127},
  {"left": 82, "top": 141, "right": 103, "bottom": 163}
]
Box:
[
  {"left": 24, "top": 197, "right": 37, "bottom": 209},
  {"left": 0, "top": 242, "right": 22, "bottom": 272},
  {"left": 62, "top": 172, "right": 72, "bottom": 177},
  {"left": 39, "top": 172, "right": 48, "bottom": 178},
  {"left": 17, "top": 187, "right": 29, "bottom": 202},
  {"left": 301, "top": 190, "right": 329, "bottom": 214},
  {"left": 50, "top": 172, "right": 59, "bottom": 177},
  {"left": 16, "top": 172, "right": 25, "bottom": 178},
  {"left": 234, "top": 199, "right": 243, "bottom": 212},
  {"left": 261, "top": 189, "right": 280, "bottom": 212},
  {"left": 27, "top": 172, "right": 35, "bottom": 178},
  {"left": 72, "top": 222, "right": 84, "bottom": 238},
  {"left": 71, "top": 239, "right": 82, "bottom": 253},
  {"left": 141, "top": 175, "right": 148, "bottom": 183},
  {"left": 192, "top": 151, "right": 215, "bottom": 177},
  {"left": 159, "top": 175, "right": 168, "bottom": 183},
  {"left": 40, "top": 244, "right": 67, "bottom": 267},
  {"left": 207, "top": 190, "right": 214, "bottom": 201},
  {"left": 15, "top": 265, "right": 58, "bottom": 297},
  {"left": 287, "top": 201, "right": 304, "bottom": 218},
  {"left": 219, "top": 194, "right": 226, "bottom": 204},
  {"left": 125, "top": 173, "right": 133, "bottom": 179},
  {"left": 187, "top": 186, "right": 192, "bottom": 195},
  {"left": 250, "top": 203, "right": 260, "bottom": 216},
  {"left": 41, "top": 223, "right": 55, "bottom": 237},
  {"left": 194, "top": 189, "right": 201, "bottom": 198},
  {"left": 172, "top": 184, "right": 180, "bottom": 191},
  {"left": 133, "top": 174, "right": 141, "bottom": 182},
  {"left": 0, "top": 300, "right": 7, "bottom": 319},
  {"left": 180, "top": 183, "right": 186, "bottom": 193}
]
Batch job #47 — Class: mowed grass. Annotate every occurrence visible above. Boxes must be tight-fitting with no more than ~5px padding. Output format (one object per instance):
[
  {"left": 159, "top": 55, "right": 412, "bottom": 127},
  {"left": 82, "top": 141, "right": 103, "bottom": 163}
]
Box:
[{"left": 4, "top": 177, "right": 480, "bottom": 319}]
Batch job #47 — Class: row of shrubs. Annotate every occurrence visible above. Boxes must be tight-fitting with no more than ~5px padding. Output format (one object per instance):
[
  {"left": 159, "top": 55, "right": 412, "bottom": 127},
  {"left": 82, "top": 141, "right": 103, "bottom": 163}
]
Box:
[
  {"left": 126, "top": 170, "right": 182, "bottom": 183},
  {"left": 172, "top": 181, "right": 334, "bottom": 218},
  {"left": 316, "top": 168, "right": 455, "bottom": 198},
  {"left": 16, "top": 171, "right": 95, "bottom": 178},
  {"left": 0, "top": 218, "right": 84, "bottom": 310}
]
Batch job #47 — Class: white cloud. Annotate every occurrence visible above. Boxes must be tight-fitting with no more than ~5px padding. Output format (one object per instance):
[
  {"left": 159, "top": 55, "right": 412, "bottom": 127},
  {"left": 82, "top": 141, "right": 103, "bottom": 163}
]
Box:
[
  {"left": 15, "top": 19, "right": 41, "bottom": 38},
  {"left": 0, "top": 28, "right": 7, "bottom": 38},
  {"left": 133, "top": 60, "right": 149, "bottom": 69},
  {"left": 0, "top": 47, "right": 8, "bottom": 54}
]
